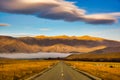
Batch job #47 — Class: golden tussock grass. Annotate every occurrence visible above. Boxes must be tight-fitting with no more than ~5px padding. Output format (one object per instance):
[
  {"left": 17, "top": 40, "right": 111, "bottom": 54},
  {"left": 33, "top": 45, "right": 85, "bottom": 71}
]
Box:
[
  {"left": 66, "top": 61, "right": 120, "bottom": 80},
  {"left": 0, "top": 59, "right": 58, "bottom": 80}
]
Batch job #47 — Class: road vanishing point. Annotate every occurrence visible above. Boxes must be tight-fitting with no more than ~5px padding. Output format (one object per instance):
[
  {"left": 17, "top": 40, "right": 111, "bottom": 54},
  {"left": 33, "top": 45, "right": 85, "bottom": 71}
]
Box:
[{"left": 28, "top": 62, "right": 99, "bottom": 80}]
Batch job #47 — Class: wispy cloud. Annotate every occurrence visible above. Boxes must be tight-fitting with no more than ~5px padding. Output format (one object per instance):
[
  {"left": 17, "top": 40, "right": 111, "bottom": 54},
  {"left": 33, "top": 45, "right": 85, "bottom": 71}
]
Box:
[
  {"left": 0, "top": 23, "right": 10, "bottom": 27},
  {"left": 0, "top": 0, "right": 120, "bottom": 24},
  {"left": 39, "top": 28, "right": 51, "bottom": 31},
  {"left": 0, "top": 33, "right": 34, "bottom": 37}
]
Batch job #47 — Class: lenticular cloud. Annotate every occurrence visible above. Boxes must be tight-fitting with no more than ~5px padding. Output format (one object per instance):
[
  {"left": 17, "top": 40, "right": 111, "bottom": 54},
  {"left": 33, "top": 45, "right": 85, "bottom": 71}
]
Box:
[{"left": 0, "top": 0, "right": 120, "bottom": 24}]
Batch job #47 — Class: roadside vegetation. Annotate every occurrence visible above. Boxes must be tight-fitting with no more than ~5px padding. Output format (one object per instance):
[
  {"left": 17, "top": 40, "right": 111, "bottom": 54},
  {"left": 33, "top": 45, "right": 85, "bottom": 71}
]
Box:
[
  {"left": 66, "top": 61, "right": 120, "bottom": 80},
  {"left": 0, "top": 59, "right": 58, "bottom": 80}
]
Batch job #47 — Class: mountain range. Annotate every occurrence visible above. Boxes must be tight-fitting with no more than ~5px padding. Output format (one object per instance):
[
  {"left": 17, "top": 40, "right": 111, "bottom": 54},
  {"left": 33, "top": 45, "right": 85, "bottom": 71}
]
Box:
[{"left": 0, "top": 35, "right": 120, "bottom": 54}]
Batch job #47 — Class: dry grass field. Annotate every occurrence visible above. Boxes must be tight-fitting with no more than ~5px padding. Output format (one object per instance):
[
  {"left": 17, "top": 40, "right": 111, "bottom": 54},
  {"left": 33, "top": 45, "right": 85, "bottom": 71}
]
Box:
[
  {"left": 66, "top": 61, "right": 120, "bottom": 80},
  {"left": 0, "top": 59, "right": 58, "bottom": 80}
]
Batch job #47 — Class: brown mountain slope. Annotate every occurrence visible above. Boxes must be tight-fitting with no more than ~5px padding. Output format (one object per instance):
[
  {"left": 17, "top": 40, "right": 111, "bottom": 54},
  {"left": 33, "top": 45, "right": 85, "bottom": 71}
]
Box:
[
  {"left": 0, "top": 35, "right": 120, "bottom": 53},
  {"left": 66, "top": 46, "right": 120, "bottom": 61},
  {"left": 0, "top": 36, "right": 41, "bottom": 53},
  {"left": 19, "top": 35, "right": 120, "bottom": 47},
  {"left": 39, "top": 44, "right": 105, "bottom": 53},
  {"left": 90, "top": 47, "right": 120, "bottom": 53}
]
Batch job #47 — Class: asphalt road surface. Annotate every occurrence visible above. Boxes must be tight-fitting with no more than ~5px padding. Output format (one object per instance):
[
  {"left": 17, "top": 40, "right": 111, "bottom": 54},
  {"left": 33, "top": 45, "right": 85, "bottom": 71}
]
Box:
[{"left": 32, "top": 62, "right": 93, "bottom": 80}]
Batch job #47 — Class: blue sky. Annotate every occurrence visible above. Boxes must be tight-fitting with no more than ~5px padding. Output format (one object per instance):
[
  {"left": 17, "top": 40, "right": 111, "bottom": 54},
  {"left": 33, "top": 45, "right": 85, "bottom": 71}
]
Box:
[{"left": 0, "top": 0, "right": 120, "bottom": 41}]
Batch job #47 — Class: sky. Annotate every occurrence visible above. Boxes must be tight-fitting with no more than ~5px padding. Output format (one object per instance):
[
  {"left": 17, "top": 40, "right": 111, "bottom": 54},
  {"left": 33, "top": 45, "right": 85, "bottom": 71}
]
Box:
[{"left": 0, "top": 0, "right": 120, "bottom": 41}]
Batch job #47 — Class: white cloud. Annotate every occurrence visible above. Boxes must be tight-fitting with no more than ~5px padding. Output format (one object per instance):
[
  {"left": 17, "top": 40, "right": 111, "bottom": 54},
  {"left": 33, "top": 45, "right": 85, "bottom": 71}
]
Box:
[{"left": 39, "top": 28, "right": 51, "bottom": 31}]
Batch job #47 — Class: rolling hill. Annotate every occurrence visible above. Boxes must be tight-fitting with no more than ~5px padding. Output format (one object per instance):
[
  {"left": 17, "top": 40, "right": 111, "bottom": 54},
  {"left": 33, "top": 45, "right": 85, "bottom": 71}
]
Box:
[{"left": 66, "top": 52, "right": 120, "bottom": 62}]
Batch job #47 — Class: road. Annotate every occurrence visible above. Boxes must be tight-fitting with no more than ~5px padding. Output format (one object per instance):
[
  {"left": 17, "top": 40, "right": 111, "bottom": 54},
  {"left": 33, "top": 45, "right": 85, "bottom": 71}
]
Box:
[{"left": 31, "top": 62, "right": 93, "bottom": 80}]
